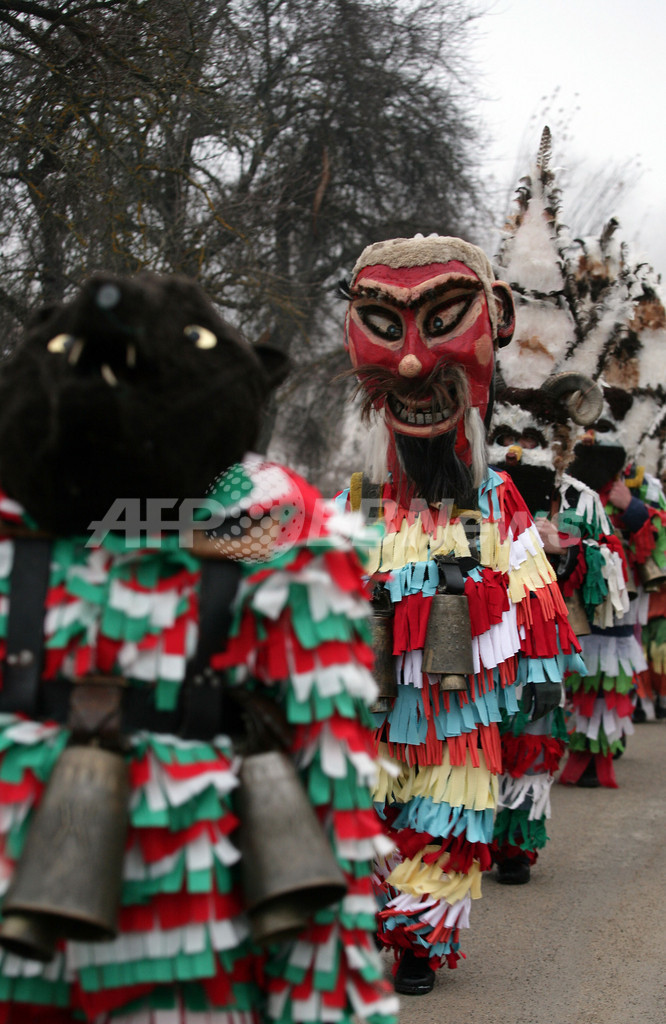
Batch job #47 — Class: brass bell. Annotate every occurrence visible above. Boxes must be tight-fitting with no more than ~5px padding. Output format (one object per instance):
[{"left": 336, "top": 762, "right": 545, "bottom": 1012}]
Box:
[
  {"left": 422, "top": 592, "right": 474, "bottom": 691},
  {"left": 438, "top": 673, "right": 470, "bottom": 692},
  {"left": 564, "top": 589, "right": 591, "bottom": 637},
  {"left": 0, "top": 745, "right": 129, "bottom": 962},
  {"left": 638, "top": 556, "right": 666, "bottom": 593},
  {"left": 237, "top": 750, "right": 347, "bottom": 945},
  {"left": 368, "top": 586, "right": 396, "bottom": 713}
]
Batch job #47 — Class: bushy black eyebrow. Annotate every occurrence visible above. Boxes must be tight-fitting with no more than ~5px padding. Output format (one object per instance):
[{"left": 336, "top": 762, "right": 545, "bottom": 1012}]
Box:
[
  {"left": 413, "top": 278, "right": 482, "bottom": 310},
  {"left": 349, "top": 284, "right": 408, "bottom": 307},
  {"left": 349, "top": 276, "right": 482, "bottom": 310}
]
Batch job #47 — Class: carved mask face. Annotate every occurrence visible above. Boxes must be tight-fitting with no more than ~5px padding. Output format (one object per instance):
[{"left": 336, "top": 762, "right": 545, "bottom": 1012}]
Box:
[
  {"left": 346, "top": 260, "right": 496, "bottom": 439},
  {"left": 487, "top": 404, "right": 558, "bottom": 515}
]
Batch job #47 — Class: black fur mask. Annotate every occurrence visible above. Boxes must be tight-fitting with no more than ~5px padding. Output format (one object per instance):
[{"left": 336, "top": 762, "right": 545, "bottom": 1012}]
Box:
[
  {"left": 0, "top": 272, "right": 288, "bottom": 535},
  {"left": 496, "top": 462, "right": 555, "bottom": 517},
  {"left": 567, "top": 442, "right": 626, "bottom": 493}
]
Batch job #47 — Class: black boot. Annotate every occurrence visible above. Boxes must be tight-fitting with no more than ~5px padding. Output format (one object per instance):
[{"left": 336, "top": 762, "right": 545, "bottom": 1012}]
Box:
[
  {"left": 632, "top": 699, "right": 647, "bottom": 724},
  {"left": 496, "top": 855, "right": 530, "bottom": 885},
  {"left": 576, "top": 758, "right": 600, "bottom": 787},
  {"left": 394, "top": 950, "right": 436, "bottom": 995}
]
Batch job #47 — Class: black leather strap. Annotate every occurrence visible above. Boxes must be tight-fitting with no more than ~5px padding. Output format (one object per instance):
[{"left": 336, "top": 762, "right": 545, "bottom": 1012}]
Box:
[
  {"left": 0, "top": 537, "right": 52, "bottom": 716},
  {"left": 0, "top": 540, "right": 242, "bottom": 740},
  {"left": 39, "top": 677, "right": 183, "bottom": 735},
  {"left": 180, "top": 557, "right": 243, "bottom": 740},
  {"left": 433, "top": 555, "right": 467, "bottom": 595},
  {"left": 361, "top": 476, "right": 382, "bottom": 522}
]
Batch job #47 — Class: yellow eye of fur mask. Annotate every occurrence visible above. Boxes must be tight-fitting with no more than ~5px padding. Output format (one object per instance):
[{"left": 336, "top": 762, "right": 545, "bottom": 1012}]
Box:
[{"left": 184, "top": 325, "right": 218, "bottom": 349}]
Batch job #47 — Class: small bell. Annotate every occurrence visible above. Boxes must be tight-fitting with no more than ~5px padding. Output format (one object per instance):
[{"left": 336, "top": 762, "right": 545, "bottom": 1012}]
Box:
[
  {"left": 564, "top": 589, "right": 591, "bottom": 637},
  {"left": 638, "top": 556, "right": 666, "bottom": 593},
  {"left": 368, "top": 585, "right": 396, "bottom": 713},
  {"left": 422, "top": 557, "right": 474, "bottom": 692}
]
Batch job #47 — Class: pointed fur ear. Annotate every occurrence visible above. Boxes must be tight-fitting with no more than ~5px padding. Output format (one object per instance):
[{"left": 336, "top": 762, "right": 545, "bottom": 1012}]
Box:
[
  {"left": 254, "top": 342, "right": 290, "bottom": 390},
  {"left": 492, "top": 281, "right": 516, "bottom": 348}
]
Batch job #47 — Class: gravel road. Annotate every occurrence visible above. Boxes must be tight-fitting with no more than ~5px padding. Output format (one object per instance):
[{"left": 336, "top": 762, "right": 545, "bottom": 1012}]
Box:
[{"left": 384, "top": 722, "right": 666, "bottom": 1024}]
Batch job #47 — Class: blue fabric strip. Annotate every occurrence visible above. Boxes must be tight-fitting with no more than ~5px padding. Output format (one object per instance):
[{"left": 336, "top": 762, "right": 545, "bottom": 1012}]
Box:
[{"left": 390, "top": 798, "right": 495, "bottom": 845}]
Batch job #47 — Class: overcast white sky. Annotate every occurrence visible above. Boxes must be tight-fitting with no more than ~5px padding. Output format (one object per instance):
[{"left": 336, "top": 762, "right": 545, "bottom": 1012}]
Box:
[{"left": 473, "top": 0, "right": 666, "bottom": 277}]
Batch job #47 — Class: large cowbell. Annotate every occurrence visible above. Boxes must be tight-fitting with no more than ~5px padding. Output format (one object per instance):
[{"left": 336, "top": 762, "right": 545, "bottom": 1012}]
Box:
[
  {"left": 369, "top": 584, "right": 396, "bottom": 713},
  {"left": 422, "top": 557, "right": 474, "bottom": 691},
  {"left": 237, "top": 750, "right": 347, "bottom": 945},
  {"left": 0, "top": 744, "right": 129, "bottom": 962}
]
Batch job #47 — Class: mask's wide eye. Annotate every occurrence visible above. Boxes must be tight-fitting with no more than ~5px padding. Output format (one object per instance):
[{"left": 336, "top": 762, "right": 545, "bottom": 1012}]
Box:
[
  {"left": 184, "top": 325, "right": 218, "bottom": 349},
  {"left": 425, "top": 293, "right": 475, "bottom": 337},
  {"left": 357, "top": 305, "right": 403, "bottom": 343},
  {"left": 492, "top": 428, "right": 517, "bottom": 447},
  {"left": 519, "top": 430, "right": 545, "bottom": 450},
  {"left": 47, "top": 333, "right": 77, "bottom": 354}
]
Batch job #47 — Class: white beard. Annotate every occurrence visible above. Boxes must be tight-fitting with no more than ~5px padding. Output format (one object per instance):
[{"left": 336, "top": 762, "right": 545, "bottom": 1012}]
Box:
[{"left": 465, "top": 407, "right": 488, "bottom": 488}]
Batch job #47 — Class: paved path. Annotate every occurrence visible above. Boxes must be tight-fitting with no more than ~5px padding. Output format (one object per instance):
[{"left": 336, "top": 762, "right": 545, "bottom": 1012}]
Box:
[{"left": 384, "top": 722, "right": 666, "bottom": 1024}]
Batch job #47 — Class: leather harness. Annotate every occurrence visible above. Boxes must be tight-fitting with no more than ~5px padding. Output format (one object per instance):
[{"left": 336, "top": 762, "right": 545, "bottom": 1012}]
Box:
[{"left": 0, "top": 534, "right": 242, "bottom": 744}]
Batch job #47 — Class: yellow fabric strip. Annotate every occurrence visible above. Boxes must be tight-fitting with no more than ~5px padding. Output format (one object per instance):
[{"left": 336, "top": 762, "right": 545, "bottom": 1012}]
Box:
[
  {"left": 367, "top": 515, "right": 557, "bottom": 612},
  {"left": 349, "top": 472, "right": 364, "bottom": 513},
  {"left": 374, "top": 747, "right": 404, "bottom": 804},
  {"left": 365, "top": 539, "right": 382, "bottom": 576},
  {"left": 378, "top": 530, "right": 396, "bottom": 573},
  {"left": 379, "top": 516, "right": 476, "bottom": 571},
  {"left": 480, "top": 521, "right": 511, "bottom": 573},
  {"left": 387, "top": 851, "right": 483, "bottom": 902},
  {"left": 392, "top": 518, "right": 410, "bottom": 568},
  {"left": 429, "top": 521, "right": 471, "bottom": 560},
  {"left": 373, "top": 744, "right": 497, "bottom": 811}
]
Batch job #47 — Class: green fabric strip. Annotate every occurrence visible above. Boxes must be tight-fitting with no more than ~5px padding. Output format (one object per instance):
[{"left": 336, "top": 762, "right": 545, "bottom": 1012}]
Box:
[
  {"left": 0, "top": 732, "right": 66, "bottom": 781},
  {"left": 0, "top": 972, "right": 70, "bottom": 1007},
  {"left": 130, "top": 785, "right": 225, "bottom": 831},
  {"left": 568, "top": 666, "right": 635, "bottom": 696},
  {"left": 493, "top": 807, "right": 548, "bottom": 852},
  {"left": 306, "top": 759, "right": 372, "bottom": 811},
  {"left": 78, "top": 942, "right": 217, "bottom": 989},
  {"left": 568, "top": 729, "right": 624, "bottom": 756}
]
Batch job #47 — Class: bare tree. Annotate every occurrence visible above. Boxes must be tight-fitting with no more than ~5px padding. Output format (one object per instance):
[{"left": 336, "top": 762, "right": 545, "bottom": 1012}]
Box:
[{"left": 0, "top": 0, "right": 488, "bottom": 474}]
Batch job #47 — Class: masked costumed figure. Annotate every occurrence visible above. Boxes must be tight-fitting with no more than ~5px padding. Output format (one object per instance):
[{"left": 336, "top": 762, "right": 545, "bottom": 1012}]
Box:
[
  {"left": 555, "top": 216, "right": 666, "bottom": 769},
  {"left": 336, "top": 235, "right": 582, "bottom": 994},
  {"left": 493, "top": 128, "right": 644, "bottom": 792},
  {"left": 618, "top": 465, "right": 666, "bottom": 721},
  {"left": 487, "top": 374, "right": 629, "bottom": 836},
  {"left": 555, "top": 396, "right": 650, "bottom": 787},
  {"left": 0, "top": 273, "right": 398, "bottom": 1024}
]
